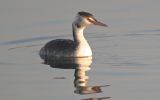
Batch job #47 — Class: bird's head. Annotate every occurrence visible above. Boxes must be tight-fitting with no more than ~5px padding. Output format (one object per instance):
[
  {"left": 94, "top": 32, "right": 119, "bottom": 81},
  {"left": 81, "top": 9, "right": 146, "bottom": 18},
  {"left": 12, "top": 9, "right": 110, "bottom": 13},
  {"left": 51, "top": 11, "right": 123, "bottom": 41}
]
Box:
[{"left": 73, "top": 11, "right": 107, "bottom": 29}]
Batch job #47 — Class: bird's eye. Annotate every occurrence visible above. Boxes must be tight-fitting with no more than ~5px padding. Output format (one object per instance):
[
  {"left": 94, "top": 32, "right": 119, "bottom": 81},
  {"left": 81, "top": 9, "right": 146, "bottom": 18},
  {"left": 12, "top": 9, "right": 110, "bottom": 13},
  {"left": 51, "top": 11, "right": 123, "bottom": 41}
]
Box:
[{"left": 87, "top": 17, "right": 96, "bottom": 23}]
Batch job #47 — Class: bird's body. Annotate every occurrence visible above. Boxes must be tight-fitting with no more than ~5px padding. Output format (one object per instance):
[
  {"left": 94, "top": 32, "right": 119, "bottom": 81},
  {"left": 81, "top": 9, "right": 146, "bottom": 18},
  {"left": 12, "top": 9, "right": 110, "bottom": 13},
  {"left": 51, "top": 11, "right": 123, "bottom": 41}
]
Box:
[
  {"left": 39, "top": 11, "right": 107, "bottom": 59},
  {"left": 40, "top": 39, "right": 75, "bottom": 58}
]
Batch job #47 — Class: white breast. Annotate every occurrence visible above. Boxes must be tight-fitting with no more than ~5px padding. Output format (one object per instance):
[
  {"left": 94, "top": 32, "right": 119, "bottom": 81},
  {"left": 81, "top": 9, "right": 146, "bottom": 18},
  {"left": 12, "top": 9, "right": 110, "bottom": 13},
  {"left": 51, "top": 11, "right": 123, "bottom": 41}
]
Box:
[{"left": 74, "top": 42, "right": 92, "bottom": 57}]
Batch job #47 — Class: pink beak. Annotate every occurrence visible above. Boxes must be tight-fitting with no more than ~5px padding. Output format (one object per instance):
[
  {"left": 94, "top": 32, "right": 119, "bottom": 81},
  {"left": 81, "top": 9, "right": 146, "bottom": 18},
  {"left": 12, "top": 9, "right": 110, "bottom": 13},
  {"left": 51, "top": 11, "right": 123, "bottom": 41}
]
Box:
[
  {"left": 93, "top": 20, "right": 108, "bottom": 27},
  {"left": 87, "top": 17, "right": 108, "bottom": 27}
]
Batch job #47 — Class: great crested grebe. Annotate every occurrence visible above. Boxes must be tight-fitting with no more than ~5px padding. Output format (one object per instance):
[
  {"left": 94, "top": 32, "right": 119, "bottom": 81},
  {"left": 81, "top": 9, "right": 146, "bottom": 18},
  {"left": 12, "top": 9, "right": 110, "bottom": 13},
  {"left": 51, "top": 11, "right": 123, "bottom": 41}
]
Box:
[{"left": 39, "top": 11, "right": 107, "bottom": 58}]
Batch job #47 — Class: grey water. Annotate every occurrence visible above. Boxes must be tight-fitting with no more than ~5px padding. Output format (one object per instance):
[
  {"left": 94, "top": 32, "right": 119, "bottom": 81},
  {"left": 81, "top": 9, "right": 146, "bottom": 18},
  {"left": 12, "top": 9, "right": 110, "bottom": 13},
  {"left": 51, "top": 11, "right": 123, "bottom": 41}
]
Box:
[{"left": 1, "top": 0, "right": 160, "bottom": 100}]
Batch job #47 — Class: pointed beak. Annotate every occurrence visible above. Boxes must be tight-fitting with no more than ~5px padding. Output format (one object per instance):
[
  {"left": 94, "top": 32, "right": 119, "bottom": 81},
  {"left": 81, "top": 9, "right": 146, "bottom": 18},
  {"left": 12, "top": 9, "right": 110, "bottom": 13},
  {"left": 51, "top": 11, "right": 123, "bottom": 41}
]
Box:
[
  {"left": 93, "top": 20, "right": 108, "bottom": 27},
  {"left": 87, "top": 17, "right": 108, "bottom": 27}
]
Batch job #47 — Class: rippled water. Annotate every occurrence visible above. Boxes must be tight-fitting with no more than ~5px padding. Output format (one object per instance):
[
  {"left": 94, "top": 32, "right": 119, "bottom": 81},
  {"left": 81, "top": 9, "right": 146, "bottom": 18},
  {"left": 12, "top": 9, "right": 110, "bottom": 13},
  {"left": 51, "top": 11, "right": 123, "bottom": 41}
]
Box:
[{"left": 0, "top": 0, "right": 160, "bottom": 100}]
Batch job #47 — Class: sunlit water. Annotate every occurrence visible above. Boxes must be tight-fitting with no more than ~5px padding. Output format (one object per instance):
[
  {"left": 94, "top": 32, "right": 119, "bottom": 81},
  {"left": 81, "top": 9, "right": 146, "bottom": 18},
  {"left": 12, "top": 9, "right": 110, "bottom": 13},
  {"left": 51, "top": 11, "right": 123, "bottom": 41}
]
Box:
[{"left": 0, "top": 0, "right": 160, "bottom": 100}]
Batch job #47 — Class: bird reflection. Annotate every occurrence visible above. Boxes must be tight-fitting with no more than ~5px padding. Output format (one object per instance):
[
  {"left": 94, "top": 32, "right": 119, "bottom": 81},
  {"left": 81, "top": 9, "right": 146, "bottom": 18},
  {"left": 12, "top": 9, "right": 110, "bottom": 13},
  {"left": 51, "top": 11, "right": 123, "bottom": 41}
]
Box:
[
  {"left": 82, "top": 97, "right": 111, "bottom": 100},
  {"left": 74, "top": 64, "right": 109, "bottom": 95},
  {"left": 41, "top": 56, "right": 110, "bottom": 99}
]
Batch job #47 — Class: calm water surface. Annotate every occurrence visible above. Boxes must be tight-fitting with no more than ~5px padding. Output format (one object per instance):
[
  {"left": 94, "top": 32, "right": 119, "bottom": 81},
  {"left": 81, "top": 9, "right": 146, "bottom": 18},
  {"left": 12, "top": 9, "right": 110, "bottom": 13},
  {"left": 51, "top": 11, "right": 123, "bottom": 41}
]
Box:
[{"left": 0, "top": 0, "right": 160, "bottom": 100}]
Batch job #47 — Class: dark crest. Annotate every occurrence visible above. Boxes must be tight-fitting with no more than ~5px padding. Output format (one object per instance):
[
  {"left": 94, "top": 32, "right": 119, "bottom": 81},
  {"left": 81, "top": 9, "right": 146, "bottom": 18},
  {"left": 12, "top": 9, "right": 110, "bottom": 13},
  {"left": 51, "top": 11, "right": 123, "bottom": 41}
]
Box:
[{"left": 78, "top": 11, "right": 93, "bottom": 17}]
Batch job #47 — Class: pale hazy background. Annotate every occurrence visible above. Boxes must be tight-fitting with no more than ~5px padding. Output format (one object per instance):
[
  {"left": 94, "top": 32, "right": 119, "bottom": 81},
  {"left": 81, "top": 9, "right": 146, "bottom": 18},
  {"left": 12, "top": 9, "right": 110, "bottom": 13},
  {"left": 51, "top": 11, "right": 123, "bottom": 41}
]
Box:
[{"left": 0, "top": 0, "right": 160, "bottom": 100}]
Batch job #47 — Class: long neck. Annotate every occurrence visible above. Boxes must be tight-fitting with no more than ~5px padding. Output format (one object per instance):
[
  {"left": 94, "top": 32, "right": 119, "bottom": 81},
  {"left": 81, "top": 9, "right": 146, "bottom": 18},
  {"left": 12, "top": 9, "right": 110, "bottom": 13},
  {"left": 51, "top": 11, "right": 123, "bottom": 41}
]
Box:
[
  {"left": 72, "top": 24, "right": 88, "bottom": 44},
  {"left": 72, "top": 23, "right": 92, "bottom": 57}
]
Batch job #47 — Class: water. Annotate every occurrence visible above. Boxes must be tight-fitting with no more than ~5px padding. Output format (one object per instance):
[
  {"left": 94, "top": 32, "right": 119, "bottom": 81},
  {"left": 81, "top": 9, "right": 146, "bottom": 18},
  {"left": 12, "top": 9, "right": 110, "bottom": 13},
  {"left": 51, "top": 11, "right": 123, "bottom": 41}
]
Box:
[{"left": 0, "top": 0, "right": 160, "bottom": 100}]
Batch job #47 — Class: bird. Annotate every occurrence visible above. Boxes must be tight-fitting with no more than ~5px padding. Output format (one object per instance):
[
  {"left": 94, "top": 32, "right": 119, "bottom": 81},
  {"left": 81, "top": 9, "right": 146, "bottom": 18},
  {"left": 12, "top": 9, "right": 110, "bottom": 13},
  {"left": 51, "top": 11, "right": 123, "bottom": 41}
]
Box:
[{"left": 39, "top": 11, "right": 107, "bottom": 59}]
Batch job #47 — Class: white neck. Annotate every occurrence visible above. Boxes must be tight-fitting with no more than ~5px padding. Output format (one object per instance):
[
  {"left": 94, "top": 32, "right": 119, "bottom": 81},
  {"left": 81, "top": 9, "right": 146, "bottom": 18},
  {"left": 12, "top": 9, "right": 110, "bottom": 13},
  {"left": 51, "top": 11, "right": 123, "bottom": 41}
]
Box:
[
  {"left": 72, "top": 24, "right": 92, "bottom": 57},
  {"left": 72, "top": 24, "right": 86, "bottom": 43}
]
